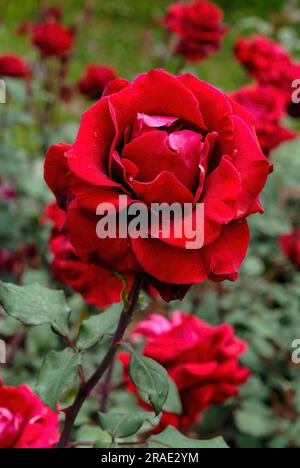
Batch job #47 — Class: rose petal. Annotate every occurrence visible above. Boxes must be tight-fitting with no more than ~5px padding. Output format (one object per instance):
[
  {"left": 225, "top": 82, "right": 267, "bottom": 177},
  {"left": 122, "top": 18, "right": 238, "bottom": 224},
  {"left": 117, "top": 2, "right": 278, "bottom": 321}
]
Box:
[
  {"left": 177, "top": 73, "right": 234, "bottom": 154},
  {"left": 67, "top": 206, "right": 139, "bottom": 273},
  {"left": 231, "top": 116, "right": 271, "bottom": 217},
  {"left": 67, "top": 98, "right": 120, "bottom": 188},
  {"left": 131, "top": 237, "right": 209, "bottom": 284},
  {"left": 202, "top": 219, "right": 250, "bottom": 275},
  {"left": 44, "top": 143, "right": 71, "bottom": 208},
  {"left": 131, "top": 170, "right": 194, "bottom": 205}
]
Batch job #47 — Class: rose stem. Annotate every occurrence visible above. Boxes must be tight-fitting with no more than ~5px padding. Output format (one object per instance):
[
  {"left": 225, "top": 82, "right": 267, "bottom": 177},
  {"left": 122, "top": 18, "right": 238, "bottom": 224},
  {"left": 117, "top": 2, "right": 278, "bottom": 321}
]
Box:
[
  {"left": 56, "top": 274, "right": 145, "bottom": 449},
  {"left": 99, "top": 360, "right": 115, "bottom": 413}
]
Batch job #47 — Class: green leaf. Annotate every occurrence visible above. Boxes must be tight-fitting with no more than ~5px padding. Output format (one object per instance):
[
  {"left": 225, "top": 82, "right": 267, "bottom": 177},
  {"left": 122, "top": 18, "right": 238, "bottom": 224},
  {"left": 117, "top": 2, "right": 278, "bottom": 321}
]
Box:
[
  {"left": 0, "top": 282, "right": 70, "bottom": 337},
  {"left": 162, "top": 377, "right": 182, "bottom": 415},
  {"left": 77, "top": 303, "right": 123, "bottom": 351},
  {"left": 148, "top": 426, "right": 229, "bottom": 449},
  {"left": 129, "top": 352, "right": 169, "bottom": 415},
  {"left": 98, "top": 411, "right": 157, "bottom": 438},
  {"left": 139, "top": 376, "right": 182, "bottom": 416},
  {"left": 36, "top": 348, "right": 81, "bottom": 411}
]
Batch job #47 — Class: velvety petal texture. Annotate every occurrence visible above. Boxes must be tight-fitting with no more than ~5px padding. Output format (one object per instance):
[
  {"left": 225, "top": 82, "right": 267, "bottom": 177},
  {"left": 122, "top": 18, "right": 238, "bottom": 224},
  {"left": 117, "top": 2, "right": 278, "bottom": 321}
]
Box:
[
  {"left": 44, "top": 69, "right": 271, "bottom": 301},
  {"left": 119, "top": 312, "right": 250, "bottom": 431}
]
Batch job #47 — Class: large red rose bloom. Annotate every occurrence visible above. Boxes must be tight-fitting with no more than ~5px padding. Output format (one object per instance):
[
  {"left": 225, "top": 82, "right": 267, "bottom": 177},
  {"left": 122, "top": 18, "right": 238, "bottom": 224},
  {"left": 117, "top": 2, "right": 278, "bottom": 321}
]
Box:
[
  {"left": 0, "top": 380, "right": 60, "bottom": 448},
  {"left": 230, "top": 85, "right": 296, "bottom": 156},
  {"left": 164, "top": 0, "right": 228, "bottom": 61},
  {"left": 0, "top": 54, "right": 31, "bottom": 79},
  {"left": 43, "top": 202, "right": 127, "bottom": 308},
  {"left": 119, "top": 312, "right": 250, "bottom": 431},
  {"left": 78, "top": 64, "right": 118, "bottom": 101},
  {"left": 32, "top": 21, "right": 74, "bottom": 58},
  {"left": 44, "top": 69, "right": 272, "bottom": 301}
]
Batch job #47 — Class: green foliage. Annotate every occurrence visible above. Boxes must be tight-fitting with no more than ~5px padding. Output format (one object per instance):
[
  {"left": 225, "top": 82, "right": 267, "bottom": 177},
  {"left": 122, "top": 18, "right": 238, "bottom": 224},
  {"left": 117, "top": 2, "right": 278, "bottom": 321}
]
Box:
[
  {"left": 0, "top": 282, "right": 71, "bottom": 336},
  {"left": 148, "top": 426, "right": 229, "bottom": 449},
  {"left": 129, "top": 351, "right": 169, "bottom": 416},
  {"left": 77, "top": 304, "right": 123, "bottom": 352},
  {"left": 36, "top": 348, "right": 81, "bottom": 411},
  {"left": 98, "top": 412, "right": 157, "bottom": 439}
]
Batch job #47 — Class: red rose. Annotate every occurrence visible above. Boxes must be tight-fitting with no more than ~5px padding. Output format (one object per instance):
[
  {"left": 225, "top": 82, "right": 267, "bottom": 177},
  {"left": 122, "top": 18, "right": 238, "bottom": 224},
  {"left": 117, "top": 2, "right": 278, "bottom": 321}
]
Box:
[
  {"left": 235, "top": 35, "right": 300, "bottom": 118},
  {"left": 0, "top": 380, "right": 60, "bottom": 448},
  {"left": 164, "top": 1, "right": 228, "bottom": 61},
  {"left": 280, "top": 230, "right": 300, "bottom": 269},
  {"left": 119, "top": 312, "right": 250, "bottom": 431},
  {"left": 0, "top": 54, "right": 31, "bottom": 79},
  {"left": 78, "top": 64, "right": 118, "bottom": 101},
  {"left": 43, "top": 202, "right": 129, "bottom": 308},
  {"left": 44, "top": 69, "right": 271, "bottom": 301},
  {"left": 230, "top": 85, "right": 296, "bottom": 156},
  {"left": 234, "top": 36, "right": 290, "bottom": 84},
  {"left": 32, "top": 21, "right": 74, "bottom": 58}
]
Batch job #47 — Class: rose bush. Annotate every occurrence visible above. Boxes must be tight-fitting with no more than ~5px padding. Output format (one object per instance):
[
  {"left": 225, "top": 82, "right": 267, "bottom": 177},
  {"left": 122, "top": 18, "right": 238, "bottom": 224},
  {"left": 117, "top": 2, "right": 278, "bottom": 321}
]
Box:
[
  {"left": 120, "top": 312, "right": 250, "bottom": 431},
  {"left": 78, "top": 64, "right": 118, "bottom": 101},
  {"left": 43, "top": 202, "right": 128, "bottom": 308},
  {"left": 44, "top": 69, "right": 272, "bottom": 301},
  {"left": 164, "top": 0, "right": 227, "bottom": 62},
  {"left": 0, "top": 380, "right": 60, "bottom": 448}
]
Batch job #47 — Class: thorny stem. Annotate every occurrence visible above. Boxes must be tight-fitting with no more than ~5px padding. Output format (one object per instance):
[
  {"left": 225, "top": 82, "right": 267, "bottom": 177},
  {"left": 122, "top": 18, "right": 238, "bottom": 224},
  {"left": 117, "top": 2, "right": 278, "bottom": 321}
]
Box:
[{"left": 56, "top": 274, "right": 145, "bottom": 449}]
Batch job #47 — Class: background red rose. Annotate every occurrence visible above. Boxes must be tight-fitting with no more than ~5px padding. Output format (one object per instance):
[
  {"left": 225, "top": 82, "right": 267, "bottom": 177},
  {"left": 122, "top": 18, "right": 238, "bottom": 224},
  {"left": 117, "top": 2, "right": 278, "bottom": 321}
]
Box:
[
  {"left": 32, "top": 21, "right": 74, "bottom": 58},
  {"left": 0, "top": 380, "right": 60, "bottom": 448},
  {"left": 120, "top": 312, "right": 250, "bottom": 431},
  {"left": 43, "top": 202, "right": 128, "bottom": 308},
  {"left": 230, "top": 85, "right": 296, "bottom": 156},
  {"left": 164, "top": 0, "right": 228, "bottom": 61},
  {"left": 235, "top": 35, "right": 300, "bottom": 118},
  {"left": 280, "top": 230, "right": 300, "bottom": 269},
  {"left": 0, "top": 54, "right": 31, "bottom": 78},
  {"left": 78, "top": 64, "right": 118, "bottom": 101},
  {"left": 44, "top": 69, "right": 272, "bottom": 301}
]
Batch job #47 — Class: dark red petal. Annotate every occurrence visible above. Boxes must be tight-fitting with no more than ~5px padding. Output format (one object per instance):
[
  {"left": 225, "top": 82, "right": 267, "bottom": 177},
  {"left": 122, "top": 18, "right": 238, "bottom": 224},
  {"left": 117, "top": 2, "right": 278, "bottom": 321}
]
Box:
[
  {"left": 131, "top": 237, "right": 209, "bottom": 284},
  {"left": 108, "top": 69, "right": 207, "bottom": 140},
  {"left": 122, "top": 129, "right": 202, "bottom": 192},
  {"left": 195, "top": 131, "right": 219, "bottom": 202},
  {"left": 227, "top": 96, "right": 256, "bottom": 135},
  {"left": 67, "top": 206, "right": 139, "bottom": 274},
  {"left": 67, "top": 98, "right": 120, "bottom": 187},
  {"left": 67, "top": 173, "right": 129, "bottom": 212},
  {"left": 202, "top": 219, "right": 250, "bottom": 275},
  {"left": 131, "top": 171, "right": 194, "bottom": 205},
  {"left": 202, "top": 155, "right": 241, "bottom": 245},
  {"left": 44, "top": 143, "right": 71, "bottom": 208},
  {"left": 177, "top": 73, "right": 234, "bottom": 154},
  {"left": 147, "top": 276, "right": 192, "bottom": 302},
  {"left": 231, "top": 116, "right": 271, "bottom": 217},
  {"left": 102, "top": 78, "right": 129, "bottom": 98}
]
